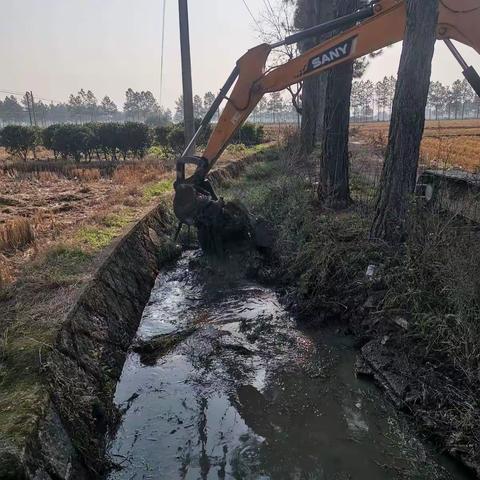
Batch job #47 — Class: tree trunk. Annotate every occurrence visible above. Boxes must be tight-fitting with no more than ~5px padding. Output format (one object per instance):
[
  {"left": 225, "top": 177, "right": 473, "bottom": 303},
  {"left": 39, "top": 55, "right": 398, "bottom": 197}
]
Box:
[
  {"left": 370, "top": 0, "right": 439, "bottom": 243},
  {"left": 317, "top": 0, "right": 357, "bottom": 209},
  {"left": 301, "top": 76, "right": 328, "bottom": 153},
  {"left": 297, "top": 0, "right": 334, "bottom": 154},
  {"left": 318, "top": 57, "right": 354, "bottom": 208}
]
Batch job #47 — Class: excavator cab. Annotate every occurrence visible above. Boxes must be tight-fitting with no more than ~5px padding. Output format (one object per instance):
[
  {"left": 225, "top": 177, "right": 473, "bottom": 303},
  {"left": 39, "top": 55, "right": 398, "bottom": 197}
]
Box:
[{"left": 173, "top": 0, "right": 480, "bottom": 248}]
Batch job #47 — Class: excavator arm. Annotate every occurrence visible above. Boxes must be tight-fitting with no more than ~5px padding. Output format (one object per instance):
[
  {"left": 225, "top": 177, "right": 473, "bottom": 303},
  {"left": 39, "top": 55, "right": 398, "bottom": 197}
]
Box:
[{"left": 174, "top": 0, "right": 480, "bottom": 228}]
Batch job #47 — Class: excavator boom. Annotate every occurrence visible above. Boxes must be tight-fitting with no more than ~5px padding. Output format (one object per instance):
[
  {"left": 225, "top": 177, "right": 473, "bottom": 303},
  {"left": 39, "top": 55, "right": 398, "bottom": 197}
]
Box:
[{"left": 174, "top": 0, "right": 480, "bottom": 230}]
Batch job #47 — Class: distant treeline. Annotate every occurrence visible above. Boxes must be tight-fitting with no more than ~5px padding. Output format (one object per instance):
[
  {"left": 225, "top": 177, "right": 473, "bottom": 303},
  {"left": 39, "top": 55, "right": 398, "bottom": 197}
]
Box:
[
  {"left": 0, "top": 89, "right": 172, "bottom": 127},
  {"left": 0, "top": 88, "right": 299, "bottom": 127},
  {"left": 352, "top": 76, "right": 480, "bottom": 122},
  {"left": 0, "top": 121, "right": 265, "bottom": 162},
  {"left": 1, "top": 76, "right": 478, "bottom": 129}
]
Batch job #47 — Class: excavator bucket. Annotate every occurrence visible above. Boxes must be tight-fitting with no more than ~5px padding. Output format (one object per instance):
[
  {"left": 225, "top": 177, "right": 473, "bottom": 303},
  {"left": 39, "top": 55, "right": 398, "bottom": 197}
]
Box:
[{"left": 173, "top": 167, "right": 273, "bottom": 253}]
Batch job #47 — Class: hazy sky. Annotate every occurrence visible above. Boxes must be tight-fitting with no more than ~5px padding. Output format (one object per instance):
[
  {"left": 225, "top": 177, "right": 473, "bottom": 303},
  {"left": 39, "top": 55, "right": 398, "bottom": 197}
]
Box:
[{"left": 1, "top": 0, "right": 479, "bottom": 111}]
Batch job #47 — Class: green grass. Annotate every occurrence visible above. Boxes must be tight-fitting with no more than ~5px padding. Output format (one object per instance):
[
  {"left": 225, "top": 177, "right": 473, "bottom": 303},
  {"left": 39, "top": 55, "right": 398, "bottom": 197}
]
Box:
[
  {"left": 143, "top": 179, "right": 172, "bottom": 200},
  {"left": 42, "top": 246, "right": 92, "bottom": 280},
  {"left": 243, "top": 161, "right": 279, "bottom": 181},
  {"left": 77, "top": 211, "right": 136, "bottom": 250},
  {"left": 0, "top": 377, "right": 49, "bottom": 448},
  {"left": 225, "top": 142, "right": 273, "bottom": 156}
]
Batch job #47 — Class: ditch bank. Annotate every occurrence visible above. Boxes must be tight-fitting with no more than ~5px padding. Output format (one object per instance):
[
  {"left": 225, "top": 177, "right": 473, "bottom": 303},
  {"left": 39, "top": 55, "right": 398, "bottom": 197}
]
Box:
[{"left": 3, "top": 150, "right": 270, "bottom": 480}]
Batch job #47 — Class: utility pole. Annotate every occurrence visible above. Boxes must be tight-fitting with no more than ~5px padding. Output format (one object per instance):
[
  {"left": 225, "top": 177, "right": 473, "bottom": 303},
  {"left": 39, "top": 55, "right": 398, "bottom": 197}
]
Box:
[
  {"left": 30, "top": 91, "right": 38, "bottom": 127},
  {"left": 178, "top": 0, "right": 195, "bottom": 155},
  {"left": 24, "top": 92, "right": 33, "bottom": 126}
]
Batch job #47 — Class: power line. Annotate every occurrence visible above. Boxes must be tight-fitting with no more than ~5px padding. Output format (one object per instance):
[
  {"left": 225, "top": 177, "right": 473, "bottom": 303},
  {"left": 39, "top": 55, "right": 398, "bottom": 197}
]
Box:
[
  {"left": 0, "top": 89, "right": 66, "bottom": 105},
  {"left": 241, "top": 0, "right": 261, "bottom": 29},
  {"left": 263, "top": 0, "right": 275, "bottom": 15},
  {"left": 0, "top": 89, "right": 25, "bottom": 97},
  {"left": 262, "top": 0, "right": 275, "bottom": 20}
]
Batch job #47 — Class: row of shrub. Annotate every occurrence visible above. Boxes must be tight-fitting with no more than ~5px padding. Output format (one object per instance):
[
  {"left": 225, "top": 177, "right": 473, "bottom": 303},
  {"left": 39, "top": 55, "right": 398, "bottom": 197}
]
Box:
[
  {"left": 152, "top": 121, "right": 265, "bottom": 151},
  {"left": 0, "top": 123, "right": 151, "bottom": 162},
  {"left": 0, "top": 121, "right": 265, "bottom": 162}
]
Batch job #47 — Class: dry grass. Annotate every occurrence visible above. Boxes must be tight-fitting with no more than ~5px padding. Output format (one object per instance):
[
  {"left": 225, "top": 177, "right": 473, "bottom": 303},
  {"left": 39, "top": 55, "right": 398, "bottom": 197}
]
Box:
[
  {"left": 0, "top": 255, "right": 12, "bottom": 290},
  {"left": 262, "top": 123, "right": 300, "bottom": 143},
  {"left": 71, "top": 168, "right": 101, "bottom": 182},
  {"left": 0, "top": 218, "right": 35, "bottom": 252},
  {"left": 420, "top": 136, "right": 480, "bottom": 171},
  {"left": 353, "top": 120, "right": 480, "bottom": 172},
  {"left": 113, "top": 161, "right": 165, "bottom": 186},
  {"left": 36, "top": 171, "right": 63, "bottom": 182},
  {"left": 0, "top": 146, "right": 52, "bottom": 162}
]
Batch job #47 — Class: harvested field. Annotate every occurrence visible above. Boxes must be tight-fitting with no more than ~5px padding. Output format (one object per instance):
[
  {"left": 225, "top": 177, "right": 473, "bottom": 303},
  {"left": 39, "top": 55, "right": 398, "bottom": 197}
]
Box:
[
  {"left": 0, "top": 158, "right": 165, "bottom": 282},
  {"left": 352, "top": 119, "right": 480, "bottom": 172},
  {"left": 0, "top": 143, "right": 270, "bottom": 284}
]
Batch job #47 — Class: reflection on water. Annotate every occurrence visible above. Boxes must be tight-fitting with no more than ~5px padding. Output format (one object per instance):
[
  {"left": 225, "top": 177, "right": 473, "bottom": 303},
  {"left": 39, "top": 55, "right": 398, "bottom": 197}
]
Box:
[{"left": 108, "top": 252, "right": 470, "bottom": 480}]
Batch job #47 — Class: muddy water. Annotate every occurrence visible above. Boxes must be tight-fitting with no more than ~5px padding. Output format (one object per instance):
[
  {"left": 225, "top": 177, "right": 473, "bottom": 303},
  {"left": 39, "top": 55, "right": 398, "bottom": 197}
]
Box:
[{"left": 107, "top": 252, "right": 470, "bottom": 480}]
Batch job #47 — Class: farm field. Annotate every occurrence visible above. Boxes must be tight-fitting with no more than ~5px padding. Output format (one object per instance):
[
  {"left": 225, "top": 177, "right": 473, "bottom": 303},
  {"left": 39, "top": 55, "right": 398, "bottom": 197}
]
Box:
[
  {"left": 0, "top": 143, "right": 266, "bottom": 286},
  {"left": 0, "top": 155, "right": 167, "bottom": 284},
  {"left": 352, "top": 119, "right": 480, "bottom": 172}
]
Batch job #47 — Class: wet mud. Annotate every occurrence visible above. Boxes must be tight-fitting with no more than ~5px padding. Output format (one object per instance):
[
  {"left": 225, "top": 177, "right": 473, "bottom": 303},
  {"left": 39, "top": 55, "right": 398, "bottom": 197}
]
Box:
[{"left": 107, "top": 252, "right": 472, "bottom": 480}]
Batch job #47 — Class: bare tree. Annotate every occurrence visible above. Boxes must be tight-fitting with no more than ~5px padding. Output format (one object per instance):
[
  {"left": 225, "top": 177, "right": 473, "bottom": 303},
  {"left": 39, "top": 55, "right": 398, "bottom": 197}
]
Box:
[
  {"left": 371, "top": 0, "right": 439, "bottom": 243},
  {"left": 257, "top": 0, "right": 303, "bottom": 114}
]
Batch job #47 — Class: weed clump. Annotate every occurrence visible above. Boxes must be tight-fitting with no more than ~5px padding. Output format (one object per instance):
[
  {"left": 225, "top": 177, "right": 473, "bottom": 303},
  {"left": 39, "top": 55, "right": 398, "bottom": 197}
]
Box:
[
  {"left": 383, "top": 208, "right": 480, "bottom": 380},
  {"left": 0, "top": 218, "right": 35, "bottom": 252}
]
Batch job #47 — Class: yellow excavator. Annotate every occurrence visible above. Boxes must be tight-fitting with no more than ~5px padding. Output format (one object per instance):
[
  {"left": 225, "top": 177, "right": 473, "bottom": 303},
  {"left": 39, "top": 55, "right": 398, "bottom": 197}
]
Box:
[{"left": 173, "top": 0, "right": 480, "bottom": 246}]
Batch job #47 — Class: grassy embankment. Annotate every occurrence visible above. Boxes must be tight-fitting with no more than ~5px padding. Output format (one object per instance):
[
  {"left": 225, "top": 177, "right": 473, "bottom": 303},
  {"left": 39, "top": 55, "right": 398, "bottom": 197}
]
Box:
[
  {"left": 220, "top": 136, "right": 480, "bottom": 469},
  {"left": 0, "top": 142, "right": 271, "bottom": 465}
]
